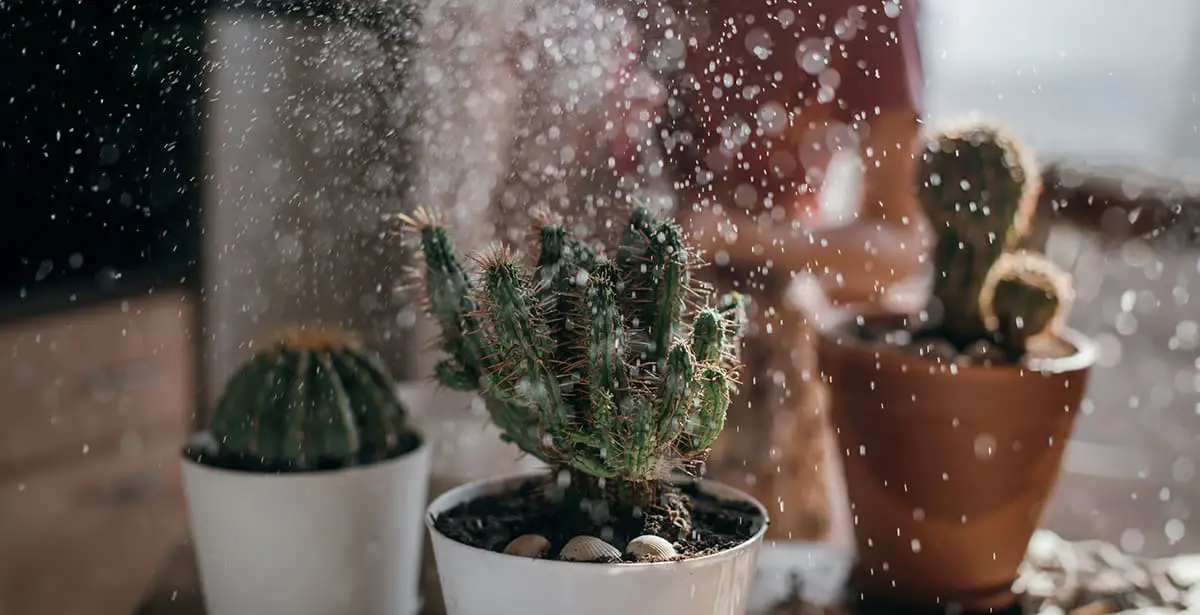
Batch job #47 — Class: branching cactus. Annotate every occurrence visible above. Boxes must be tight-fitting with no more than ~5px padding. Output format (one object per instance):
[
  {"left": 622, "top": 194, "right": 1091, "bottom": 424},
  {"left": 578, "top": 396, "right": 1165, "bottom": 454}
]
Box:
[
  {"left": 979, "top": 251, "right": 1074, "bottom": 359},
  {"left": 917, "top": 120, "right": 1043, "bottom": 348},
  {"left": 205, "top": 326, "right": 412, "bottom": 472},
  {"left": 402, "top": 205, "right": 744, "bottom": 523}
]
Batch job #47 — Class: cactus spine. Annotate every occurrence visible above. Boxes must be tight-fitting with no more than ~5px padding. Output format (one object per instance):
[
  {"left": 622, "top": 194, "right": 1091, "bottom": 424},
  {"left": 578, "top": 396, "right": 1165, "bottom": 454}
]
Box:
[
  {"left": 404, "top": 206, "right": 743, "bottom": 518},
  {"left": 917, "top": 119, "right": 1072, "bottom": 357},
  {"left": 206, "top": 326, "right": 412, "bottom": 472}
]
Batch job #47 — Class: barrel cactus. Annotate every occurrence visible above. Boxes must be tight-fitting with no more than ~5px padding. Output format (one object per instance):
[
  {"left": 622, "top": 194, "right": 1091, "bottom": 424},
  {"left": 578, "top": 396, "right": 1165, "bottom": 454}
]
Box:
[
  {"left": 917, "top": 119, "right": 1072, "bottom": 357},
  {"left": 402, "top": 205, "right": 744, "bottom": 528},
  {"left": 203, "top": 326, "right": 414, "bottom": 472}
]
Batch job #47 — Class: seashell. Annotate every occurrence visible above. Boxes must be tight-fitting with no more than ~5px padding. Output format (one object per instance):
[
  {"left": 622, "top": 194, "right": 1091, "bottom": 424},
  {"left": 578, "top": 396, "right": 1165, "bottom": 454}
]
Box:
[
  {"left": 625, "top": 535, "right": 677, "bottom": 560},
  {"left": 503, "top": 534, "right": 551, "bottom": 559},
  {"left": 559, "top": 535, "right": 621, "bottom": 562}
]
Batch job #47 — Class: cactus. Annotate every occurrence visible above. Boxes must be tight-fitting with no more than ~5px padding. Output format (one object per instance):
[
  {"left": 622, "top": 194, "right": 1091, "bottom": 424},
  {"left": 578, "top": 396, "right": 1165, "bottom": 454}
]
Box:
[
  {"left": 916, "top": 120, "right": 1043, "bottom": 348},
  {"left": 205, "top": 326, "right": 413, "bottom": 472},
  {"left": 916, "top": 119, "right": 1076, "bottom": 358},
  {"left": 979, "top": 251, "right": 1074, "bottom": 359},
  {"left": 402, "top": 205, "right": 743, "bottom": 524}
]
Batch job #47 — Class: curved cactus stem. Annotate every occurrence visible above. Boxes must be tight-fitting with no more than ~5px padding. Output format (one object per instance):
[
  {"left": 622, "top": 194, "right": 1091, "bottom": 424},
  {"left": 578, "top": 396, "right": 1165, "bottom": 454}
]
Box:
[
  {"left": 582, "top": 266, "right": 630, "bottom": 404},
  {"left": 621, "top": 394, "right": 659, "bottom": 480},
  {"left": 654, "top": 344, "right": 694, "bottom": 441},
  {"left": 479, "top": 256, "right": 568, "bottom": 441},
  {"left": 690, "top": 308, "right": 724, "bottom": 364},
  {"left": 617, "top": 204, "right": 657, "bottom": 267},
  {"left": 415, "top": 224, "right": 487, "bottom": 383},
  {"left": 685, "top": 367, "right": 730, "bottom": 453},
  {"left": 643, "top": 222, "right": 690, "bottom": 364}
]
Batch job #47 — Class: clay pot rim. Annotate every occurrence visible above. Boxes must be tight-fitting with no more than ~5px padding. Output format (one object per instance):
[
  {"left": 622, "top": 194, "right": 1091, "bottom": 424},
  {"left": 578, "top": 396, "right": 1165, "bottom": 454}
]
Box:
[{"left": 819, "top": 325, "right": 1097, "bottom": 376}]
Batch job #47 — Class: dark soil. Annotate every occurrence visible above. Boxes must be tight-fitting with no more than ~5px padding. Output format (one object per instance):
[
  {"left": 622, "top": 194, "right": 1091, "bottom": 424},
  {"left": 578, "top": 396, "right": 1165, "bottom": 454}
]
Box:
[
  {"left": 432, "top": 473, "right": 766, "bottom": 562},
  {"left": 180, "top": 430, "right": 423, "bottom": 474},
  {"left": 844, "top": 317, "right": 1028, "bottom": 367}
]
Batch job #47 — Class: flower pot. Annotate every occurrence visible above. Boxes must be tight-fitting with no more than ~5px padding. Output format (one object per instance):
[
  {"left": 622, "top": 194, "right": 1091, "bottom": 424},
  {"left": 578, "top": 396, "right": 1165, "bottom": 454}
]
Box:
[
  {"left": 817, "top": 325, "right": 1096, "bottom": 610},
  {"left": 402, "top": 384, "right": 548, "bottom": 614},
  {"left": 180, "top": 436, "right": 432, "bottom": 615},
  {"left": 426, "top": 471, "right": 769, "bottom": 615}
]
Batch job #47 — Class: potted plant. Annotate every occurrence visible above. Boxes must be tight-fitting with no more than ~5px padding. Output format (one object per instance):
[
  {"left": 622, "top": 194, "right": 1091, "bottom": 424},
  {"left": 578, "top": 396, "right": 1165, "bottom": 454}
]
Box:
[
  {"left": 181, "top": 326, "right": 432, "bottom": 615},
  {"left": 403, "top": 205, "right": 769, "bottom": 615},
  {"left": 817, "top": 119, "right": 1097, "bottom": 610}
]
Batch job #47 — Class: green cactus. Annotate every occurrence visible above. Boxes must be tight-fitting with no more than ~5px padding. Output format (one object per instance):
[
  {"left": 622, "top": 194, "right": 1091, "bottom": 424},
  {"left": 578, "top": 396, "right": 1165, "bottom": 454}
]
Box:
[
  {"left": 917, "top": 120, "right": 1043, "bottom": 348},
  {"left": 402, "top": 205, "right": 743, "bottom": 524},
  {"left": 979, "top": 251, "right": 1073, "bottom": 359},
  {"left": 204, "top": 326, "right": 413, "bottom": 472}
]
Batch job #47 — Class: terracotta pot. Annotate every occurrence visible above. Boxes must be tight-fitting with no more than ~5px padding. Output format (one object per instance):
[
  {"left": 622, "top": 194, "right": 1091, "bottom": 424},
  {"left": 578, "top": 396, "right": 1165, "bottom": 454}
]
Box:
[{"left": 817, "top": 324, "right": 1096, "bottom": 610}]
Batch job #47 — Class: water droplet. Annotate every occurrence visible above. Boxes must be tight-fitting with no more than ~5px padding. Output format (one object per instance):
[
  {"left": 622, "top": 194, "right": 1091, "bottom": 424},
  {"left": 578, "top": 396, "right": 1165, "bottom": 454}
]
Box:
[
  {"left": 974, "top": 434, "right": 997, "bottom": 459},
  {"left": 1166, "top": 519, "right": 1186, "bottom": 544},
  {"left": 910, "top": 539, "right": 922, "bottom": 553}
]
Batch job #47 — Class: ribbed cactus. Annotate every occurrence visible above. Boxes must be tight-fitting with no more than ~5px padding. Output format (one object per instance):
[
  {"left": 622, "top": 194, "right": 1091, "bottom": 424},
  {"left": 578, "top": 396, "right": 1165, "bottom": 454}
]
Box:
[
  {"left": 403, "top": 205, "right": 743, "bottom": 519},
  {"left": 205, "top": 326, "right": 412, "bottom": 472},
  {"left": 979, "top": 251, "right": 1073, "bottom": 359},
  {"left": 917, "top": 120, "right": 1043, "bottom": 348},
  {"left": 916, "top": 119, "right": 1073, "bottom": 357}
]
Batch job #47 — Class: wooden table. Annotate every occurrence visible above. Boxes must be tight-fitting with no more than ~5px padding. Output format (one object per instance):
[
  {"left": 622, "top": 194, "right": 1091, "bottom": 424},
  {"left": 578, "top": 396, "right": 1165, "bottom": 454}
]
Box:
[{"left": 133, "top": 533, "right": 1200, "bottom": 615}]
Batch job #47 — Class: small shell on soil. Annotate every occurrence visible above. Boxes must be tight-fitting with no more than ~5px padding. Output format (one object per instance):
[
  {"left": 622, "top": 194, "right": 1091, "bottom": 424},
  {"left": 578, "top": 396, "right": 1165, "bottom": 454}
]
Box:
[
  {"left": 560, "top": 536, "right": 622, "bottom": 563},
  {"left": 626, "top": 535, "right": 677, "bottom": 561},
  {"left": 503, "top": 534, "right": 551, "bottom": 558}
]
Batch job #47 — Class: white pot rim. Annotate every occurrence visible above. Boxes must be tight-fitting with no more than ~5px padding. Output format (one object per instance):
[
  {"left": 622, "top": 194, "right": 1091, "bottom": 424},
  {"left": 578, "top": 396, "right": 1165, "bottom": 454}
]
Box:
[
  {"left": 180, "top": 431, "right": 429, "bottom": 481},
  {"left": 425, "top": 469, "right": 769, "bottom": 570}
]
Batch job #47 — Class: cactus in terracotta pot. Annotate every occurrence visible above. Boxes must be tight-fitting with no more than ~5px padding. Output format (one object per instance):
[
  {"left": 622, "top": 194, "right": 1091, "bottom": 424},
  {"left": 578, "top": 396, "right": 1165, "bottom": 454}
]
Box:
[
  {"left": 201, "top": 326, "right": 415, "bottom": 472},
  {"left": 403, "top": 205, "right": 744, "bottom": 530},
  {"left": 916, "top": 119, "right": 1072, "bottom": 357}
]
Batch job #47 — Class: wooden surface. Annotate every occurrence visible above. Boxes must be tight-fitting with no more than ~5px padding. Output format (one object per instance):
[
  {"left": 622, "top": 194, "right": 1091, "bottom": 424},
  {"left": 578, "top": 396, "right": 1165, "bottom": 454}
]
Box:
[{"left": 0, "top": 291, "right": 196, "bottom": 615}]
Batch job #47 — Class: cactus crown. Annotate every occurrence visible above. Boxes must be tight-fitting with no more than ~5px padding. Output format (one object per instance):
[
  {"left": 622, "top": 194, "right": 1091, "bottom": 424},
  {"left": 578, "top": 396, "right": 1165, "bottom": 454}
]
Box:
[
  {"left": 205, "top": 325, "right": 412, "bottom": 472},
  {"left": 404, "top": 205, "right": 744, "bottom": 484},
  {"left": 916, "top": 118, "right": 1072, "bottom": 357}
]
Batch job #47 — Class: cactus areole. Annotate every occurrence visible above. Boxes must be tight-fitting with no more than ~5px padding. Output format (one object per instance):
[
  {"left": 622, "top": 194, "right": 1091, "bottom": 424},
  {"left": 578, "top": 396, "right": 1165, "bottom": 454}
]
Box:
[
  {"left": 405, "top": 205, "right": 746, "bottom": 535},
  {"left": 186, "top": 326, "right": 420, "bottom": 473},
  {"left": 911, "top": 119, "right": 1075, "bottom": 362}
]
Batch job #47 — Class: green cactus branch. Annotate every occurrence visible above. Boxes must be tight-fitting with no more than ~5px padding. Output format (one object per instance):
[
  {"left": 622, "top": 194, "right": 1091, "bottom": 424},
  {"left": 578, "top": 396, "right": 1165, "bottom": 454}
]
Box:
[{"left": 403, "top": 205, "right": 744, "bottom": 509}]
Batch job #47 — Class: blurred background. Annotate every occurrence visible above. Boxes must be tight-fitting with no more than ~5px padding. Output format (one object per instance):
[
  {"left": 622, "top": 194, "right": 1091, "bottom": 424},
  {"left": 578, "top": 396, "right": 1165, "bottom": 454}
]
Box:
[{"left": 1, "top": 0, "right": 1198, "bottom": 613}]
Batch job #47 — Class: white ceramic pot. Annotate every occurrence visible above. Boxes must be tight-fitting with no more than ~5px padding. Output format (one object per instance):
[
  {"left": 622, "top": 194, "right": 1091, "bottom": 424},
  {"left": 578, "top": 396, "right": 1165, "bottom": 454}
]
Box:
[
  {"left": 181, "top": 437, "right": 432, "bottom": 615},
  {"left": 428, "top": 471, "right": 769, "bottom": 615}
]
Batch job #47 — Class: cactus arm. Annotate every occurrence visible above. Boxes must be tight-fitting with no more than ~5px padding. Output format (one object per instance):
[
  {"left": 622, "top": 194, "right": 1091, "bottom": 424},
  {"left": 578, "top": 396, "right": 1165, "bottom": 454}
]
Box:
[
  {"left": 617, "top": 204, "right": 657, "bottom": 267},
  {"left": 643, "top": 222, "right": 690, "bottom": 363},
  {"left": 654, "top": 344, "right": 694, "bottom": 441},
  {"left": 690, "top": 309, "right": 724, "bottom": 364},
  {"left": 479, "top": 258, "right": 569, "bottom": 440},
  {"left": 979, "top": 251, "right": 1072, "bottom": 358},
  {"left": 582, "top": 268, "right": 629, "bottom": 406},
  {"left": 621, "top": 394, "right": 659, "bottom": 480},
  {"left": 313, "top": 351, "right": 359, "bottom": 464},
  {"left": 416, "top": 225, "right": 487, "bottom": 384},
  {"left": 684, "top": 367, "right": 730, "bottom": 453}
]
